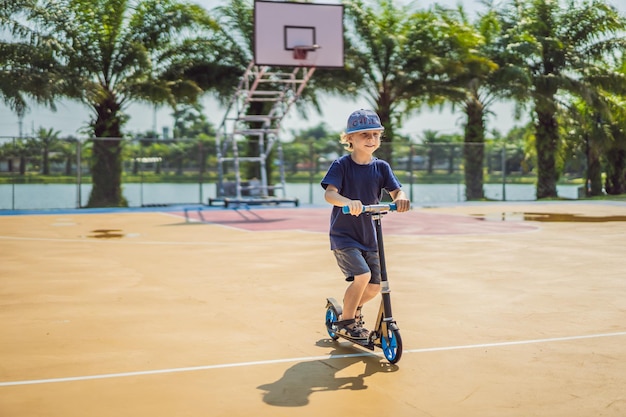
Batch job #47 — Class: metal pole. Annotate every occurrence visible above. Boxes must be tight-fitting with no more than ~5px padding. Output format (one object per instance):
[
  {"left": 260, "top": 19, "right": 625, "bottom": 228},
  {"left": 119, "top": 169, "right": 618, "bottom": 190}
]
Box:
[
  {"left": 233, "top": 133, "right": 242, "bottom": 199},
  {"left": 501, "top": 145, "right": 506, "bottom": 201},
  {"left": 140, "top": 150, "right": 144, "bottom": 207},
  {"left": 198, "top": 142, "right": 204, "bottom": 205},
  {"left": 11, "top": 137, "right": 15, "bottom": 210},
  {"left": 11, "top": 136, "right": 14, "bottom": 210},
  {"left": 259, "top": 134, "right": 268, "bottom": 198},
  {"left": 308, "top": 141, "right": 314, "bottom": 204},
  {"left": 408, "top": 144, "right": 414, "bottom": 202},
  {"left": 76, "top": 140, "right": 82, "bottom": 208},
  {"left": 277, "top": 142, "right": 287, "bottom": 198}
]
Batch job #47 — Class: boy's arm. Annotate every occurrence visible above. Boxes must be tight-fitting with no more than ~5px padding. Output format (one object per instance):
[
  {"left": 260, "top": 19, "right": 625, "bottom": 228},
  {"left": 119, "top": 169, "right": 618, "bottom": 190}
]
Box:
[
  {"left": 324, "top": 185, "right": 363, "bottom": 216},
  {"left": 389, "top": 189, "right": 411, "bottom": 212}
]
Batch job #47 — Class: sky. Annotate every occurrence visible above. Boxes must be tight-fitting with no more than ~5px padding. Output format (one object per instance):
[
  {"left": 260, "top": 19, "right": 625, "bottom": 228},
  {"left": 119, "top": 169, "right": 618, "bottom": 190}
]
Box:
[{"left": 1, "top": 0, "right": 625, "bottom": 141}]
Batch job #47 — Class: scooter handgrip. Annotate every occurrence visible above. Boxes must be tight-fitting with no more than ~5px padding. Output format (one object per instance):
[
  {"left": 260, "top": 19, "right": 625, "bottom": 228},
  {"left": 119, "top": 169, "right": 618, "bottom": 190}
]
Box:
[{"left": 342, "top": 203, "right": 397, "bottom": 214}]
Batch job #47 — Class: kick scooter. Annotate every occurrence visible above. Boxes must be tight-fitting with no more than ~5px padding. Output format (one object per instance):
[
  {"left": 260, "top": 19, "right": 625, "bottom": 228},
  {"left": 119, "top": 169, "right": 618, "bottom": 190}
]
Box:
[{"left": 325, "top": 203, "right": 403, "bottom": 364}]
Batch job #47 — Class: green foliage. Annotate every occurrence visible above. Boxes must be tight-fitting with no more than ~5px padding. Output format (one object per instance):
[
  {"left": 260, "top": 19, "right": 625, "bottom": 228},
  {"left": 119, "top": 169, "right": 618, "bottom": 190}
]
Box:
[
  {"left": 496, "top": 0, "right": 626, "bottom": 198},
  {"left": 0, "top": 0, "right": 66, "bottom": 116},
  {"left": 10, "top": 0, "right": 239, "bottom": 207},
  {"left": 342, "top": 0, "right": 442, "bottom": 161},
  {"left": 3, "top": 0, "right": 626, "bottom": 202}
]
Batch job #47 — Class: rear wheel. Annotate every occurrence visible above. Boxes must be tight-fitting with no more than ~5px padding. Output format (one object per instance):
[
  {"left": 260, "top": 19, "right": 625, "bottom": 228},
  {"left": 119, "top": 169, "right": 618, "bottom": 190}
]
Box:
[
  {"left": 325, "top": 306, "right": 340, "bottom": 340},
  {"left": 381, "top": 326, "right": 402, "bottom": 364}
]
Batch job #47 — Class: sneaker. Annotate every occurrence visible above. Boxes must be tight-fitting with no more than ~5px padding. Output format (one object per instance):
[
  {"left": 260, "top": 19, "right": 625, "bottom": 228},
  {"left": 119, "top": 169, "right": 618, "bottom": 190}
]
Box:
[{"left": 336, "top": 319, "right": 369, "bottom": 341}]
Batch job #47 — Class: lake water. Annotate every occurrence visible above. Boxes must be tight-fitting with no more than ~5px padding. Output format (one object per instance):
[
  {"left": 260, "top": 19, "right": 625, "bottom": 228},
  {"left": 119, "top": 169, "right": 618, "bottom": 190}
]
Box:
[{"left": 0, "top": 182, "right": 581, "bottom": 210}]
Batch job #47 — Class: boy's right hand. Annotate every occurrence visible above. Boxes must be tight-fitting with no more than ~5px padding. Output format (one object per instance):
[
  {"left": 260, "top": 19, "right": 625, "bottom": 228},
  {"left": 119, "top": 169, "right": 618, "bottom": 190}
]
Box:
[{"left": 343, "top": 200, "right": 363, "bottom": 216}]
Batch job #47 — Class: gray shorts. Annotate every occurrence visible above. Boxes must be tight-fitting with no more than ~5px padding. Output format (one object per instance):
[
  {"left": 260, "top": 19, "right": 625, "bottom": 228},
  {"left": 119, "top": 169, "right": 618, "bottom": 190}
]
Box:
[{"left": 332, "top": 247, "right": 381, "bottom": 284}]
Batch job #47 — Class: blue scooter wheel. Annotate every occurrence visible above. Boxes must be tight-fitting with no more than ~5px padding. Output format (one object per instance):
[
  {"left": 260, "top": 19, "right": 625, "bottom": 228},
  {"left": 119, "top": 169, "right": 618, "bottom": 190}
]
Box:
[
  {"left": 325, "top": 307, "right": 340, "bottom": 340},
  {"left": 381, "top": 327, "right": 403, "bottom": 364}
]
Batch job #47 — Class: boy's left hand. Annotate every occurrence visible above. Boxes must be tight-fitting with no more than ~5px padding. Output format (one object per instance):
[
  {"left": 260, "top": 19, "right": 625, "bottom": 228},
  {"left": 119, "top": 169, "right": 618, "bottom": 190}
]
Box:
[{"left": 394, "top": 197, "right": 411, "bottom": 212}]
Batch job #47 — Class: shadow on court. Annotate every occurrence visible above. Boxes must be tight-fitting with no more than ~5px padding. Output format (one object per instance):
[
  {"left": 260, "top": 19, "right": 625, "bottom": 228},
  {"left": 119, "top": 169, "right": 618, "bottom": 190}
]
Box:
[{"left": 257, "top": 339, "right": 398, "bottom": 407}]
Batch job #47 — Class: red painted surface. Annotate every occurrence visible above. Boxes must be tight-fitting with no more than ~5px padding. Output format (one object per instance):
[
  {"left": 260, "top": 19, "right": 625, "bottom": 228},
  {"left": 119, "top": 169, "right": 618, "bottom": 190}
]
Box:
[{"left": 173, "top": 207, "right": 537, "bottom": 235}]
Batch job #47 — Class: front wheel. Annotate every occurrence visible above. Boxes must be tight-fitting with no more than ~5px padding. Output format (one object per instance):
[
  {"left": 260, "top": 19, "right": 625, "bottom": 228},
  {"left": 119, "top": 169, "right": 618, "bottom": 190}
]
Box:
[
  {"left": 381, "top": 326, "right": 403, "bottom": 364},
  {"left": 325, "top": 306, "right": 340, "bottom": 340}
]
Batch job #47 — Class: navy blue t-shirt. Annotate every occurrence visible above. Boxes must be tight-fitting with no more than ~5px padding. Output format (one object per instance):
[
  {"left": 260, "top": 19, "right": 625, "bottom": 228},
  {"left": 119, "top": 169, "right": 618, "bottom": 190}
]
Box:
[{"left": 321, "top": 154, "right": 402, "bottom": 251}]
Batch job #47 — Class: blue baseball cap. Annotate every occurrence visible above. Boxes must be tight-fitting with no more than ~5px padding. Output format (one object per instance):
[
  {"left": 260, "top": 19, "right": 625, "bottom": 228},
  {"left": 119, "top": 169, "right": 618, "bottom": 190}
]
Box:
[{"left": 346, "top": 109, "right": 384, "bottom": 133}]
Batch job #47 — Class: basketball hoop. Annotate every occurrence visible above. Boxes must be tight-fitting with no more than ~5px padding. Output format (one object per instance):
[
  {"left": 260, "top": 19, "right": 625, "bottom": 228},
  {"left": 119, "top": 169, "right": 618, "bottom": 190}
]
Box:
[
  {"left": 254, "top": 2, "right": 343, "bottom": 68},
  {"left": 293, "top": 44, "right": 320, "bottom": 61}
]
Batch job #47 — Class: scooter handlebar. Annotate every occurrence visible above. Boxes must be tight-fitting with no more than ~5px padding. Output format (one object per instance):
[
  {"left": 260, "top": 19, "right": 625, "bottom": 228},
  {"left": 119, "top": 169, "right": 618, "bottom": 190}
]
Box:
[{"left": 342, "top": 203, "right": 397, "bottom": 214}]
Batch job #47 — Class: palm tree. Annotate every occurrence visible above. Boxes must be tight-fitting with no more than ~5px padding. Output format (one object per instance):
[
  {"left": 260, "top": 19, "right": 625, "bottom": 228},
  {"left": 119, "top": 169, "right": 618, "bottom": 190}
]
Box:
[
  {"left": 0, "top": 0, "right": 65, "bottom": 119},
  {"left": 342, "top": 0, "right": 445, "bottom": 163},
  {"left": 420, "top": 130, "right": 441, "bottom": 175},
  {"left": 605, "top": 129, "right": 626, "bottom": 195},
  {"left": 10, "top": 137, "right": 38, "bottom": 175},
  {"left": 497, "top": 0, "right": 626, "bottom": 199},
  {"left": 421, "top": 5, "right": 502, "bottom": 200},
  {"left": 56, "top": 137, "right": 78, "bottom": 176},
  {"left": 172, "top": 103, "right": 215, "bottom": 139},
  {"left": 35, "top": 127, "right": 61, "bottom": 175},
  {"left": 559, "top": 95, "right": 622, "bottom": 196},
  {"left": 22, "top": 0, "right": 235, "bottom": 207},
  {"left": 603, "top": 56, "right": 626, "bottom": 195}
]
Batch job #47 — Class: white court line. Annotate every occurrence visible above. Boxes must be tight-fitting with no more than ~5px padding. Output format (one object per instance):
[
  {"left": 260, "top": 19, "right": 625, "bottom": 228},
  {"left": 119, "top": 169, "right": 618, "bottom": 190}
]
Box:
[
  {"left": 1, "top": 331, "right": 625, "bottom": 387},
  {"left": 0, "top": 235, "right": 314, "bottom": 247}
]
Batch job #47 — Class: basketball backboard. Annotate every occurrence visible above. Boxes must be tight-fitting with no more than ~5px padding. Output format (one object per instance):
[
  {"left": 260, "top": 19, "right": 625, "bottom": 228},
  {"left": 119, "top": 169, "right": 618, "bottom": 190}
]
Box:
[{"left": 253, "top": 0, "right": 344, "bottom": 68}]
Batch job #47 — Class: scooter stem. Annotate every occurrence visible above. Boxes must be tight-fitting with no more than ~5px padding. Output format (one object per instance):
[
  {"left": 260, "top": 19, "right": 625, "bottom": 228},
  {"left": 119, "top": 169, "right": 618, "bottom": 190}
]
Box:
[{"left": 374, "top": 215, "right": 393, "bottom": 319}]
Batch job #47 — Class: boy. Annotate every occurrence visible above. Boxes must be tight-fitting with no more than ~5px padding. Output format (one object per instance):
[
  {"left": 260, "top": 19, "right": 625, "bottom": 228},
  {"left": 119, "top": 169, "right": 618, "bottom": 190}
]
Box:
[{"left": 321, "top": 109, "right": 410, "bottom": 340}]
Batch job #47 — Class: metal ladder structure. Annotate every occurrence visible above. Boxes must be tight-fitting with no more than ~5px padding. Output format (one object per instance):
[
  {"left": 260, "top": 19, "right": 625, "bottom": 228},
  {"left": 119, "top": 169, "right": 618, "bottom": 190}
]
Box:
[{"left": 209, "top": 61, "right": 316, "bottom": 207}]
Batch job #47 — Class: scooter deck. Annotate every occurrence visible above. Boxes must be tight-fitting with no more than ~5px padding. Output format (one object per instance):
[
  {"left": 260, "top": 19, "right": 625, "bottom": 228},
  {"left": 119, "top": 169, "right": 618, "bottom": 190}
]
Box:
[
  {"left": 337, "top": 334, "right": 376, "bottom": 350},
  {"left": 327, "top": 322, "right": 376, "bottom": 350},
  {"left": 348, "top": 338, "right": 376, "bottom": 350}
]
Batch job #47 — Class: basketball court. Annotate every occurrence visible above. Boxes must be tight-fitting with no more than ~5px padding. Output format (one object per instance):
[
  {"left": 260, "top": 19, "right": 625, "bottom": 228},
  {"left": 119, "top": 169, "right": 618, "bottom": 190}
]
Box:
[
  {"left": 1, "top": 201, "right": 626, "bottom": 416},
  {"left": 3, "top": 1, "right": 626, "bottom": 415}
]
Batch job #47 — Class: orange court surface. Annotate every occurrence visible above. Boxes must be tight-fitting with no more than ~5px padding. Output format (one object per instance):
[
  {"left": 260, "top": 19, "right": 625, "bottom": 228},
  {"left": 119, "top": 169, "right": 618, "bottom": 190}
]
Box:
[{"left": 1, "top": 201, "right": 626, "bottom": 417}]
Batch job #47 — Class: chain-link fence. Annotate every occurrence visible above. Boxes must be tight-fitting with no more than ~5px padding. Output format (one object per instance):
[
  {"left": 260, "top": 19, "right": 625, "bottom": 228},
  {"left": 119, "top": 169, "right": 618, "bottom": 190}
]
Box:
[{"left": 0, "top": 136, "right": 585, "bottom": 210}]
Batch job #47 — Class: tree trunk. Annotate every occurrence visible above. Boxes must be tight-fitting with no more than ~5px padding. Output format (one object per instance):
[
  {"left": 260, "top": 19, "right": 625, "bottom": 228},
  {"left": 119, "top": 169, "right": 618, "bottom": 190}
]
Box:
[
  {"left": 586, "top": 137, "right": 603, "bottom": 196},
  {"left": 534, "top": 108, "right": 559, "bottom": 199},
  {"left": 605, "top": 148, "right": 626, "bottom": 195},
  {"left": 376, "top": 105, "right": 393, "bottom": 164},
  {"left": 427, "top": 146, "right": 434, "bottom": 174},
  {"left": 86, "top": 93, "right": 127, "bottom": 207},
  {"left": 65, "top": 158, "right": 72, "bottom": 175},
  {"left": 464, "top": 99, "right": 485, "bottom": 200},
  {"left": 42, "top": 148, "right": 50, "bottom": 175}
]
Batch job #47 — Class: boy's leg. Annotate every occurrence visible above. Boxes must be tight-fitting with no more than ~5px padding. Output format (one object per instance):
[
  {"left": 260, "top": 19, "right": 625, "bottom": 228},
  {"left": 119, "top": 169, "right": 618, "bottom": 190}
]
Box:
[
  {"left": 336, "top": 272, "right": 371, "bottom": 340},
  {"left": 333, "top": 248, "right": 379, "bottom": 338},
  {"left": 359, "top": 283, "right": 380, "bottom": 307},
  {"left": 354, "top": 283, "right": 379, "bottom": 328},
  {"left": 353, "top": 250, "right": 381, "bottom": 315},
  {"left": 342, "top": 272, "right": 370, "bottom": 321}
]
